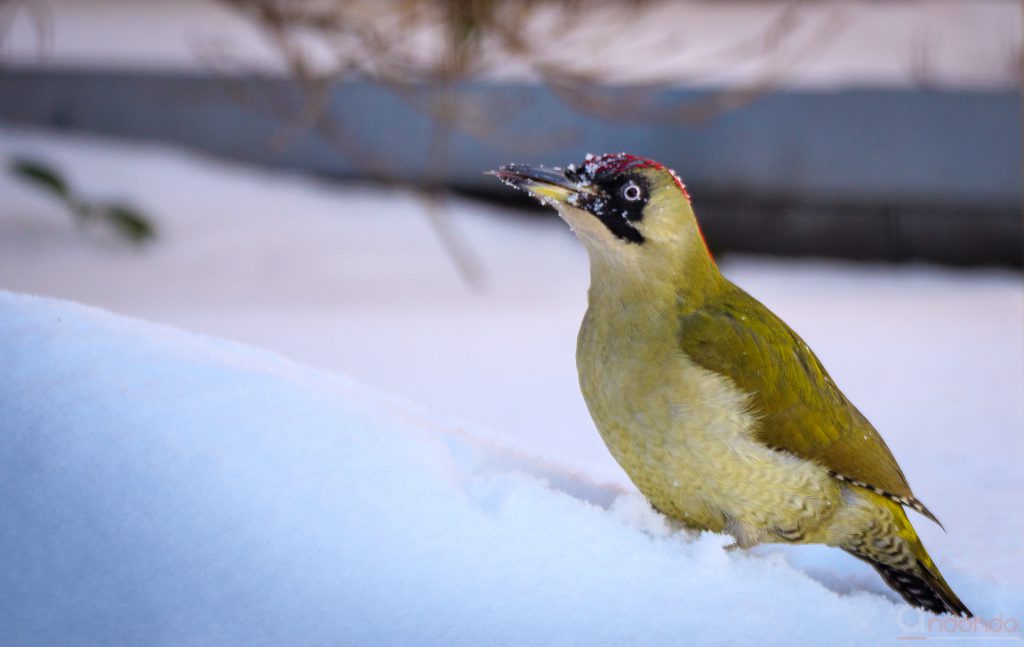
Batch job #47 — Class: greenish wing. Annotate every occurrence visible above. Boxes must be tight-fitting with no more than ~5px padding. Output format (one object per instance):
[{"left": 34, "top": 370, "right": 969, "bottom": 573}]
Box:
[{"left": 677, "top": 281, "right": 913, "bottom": 499}]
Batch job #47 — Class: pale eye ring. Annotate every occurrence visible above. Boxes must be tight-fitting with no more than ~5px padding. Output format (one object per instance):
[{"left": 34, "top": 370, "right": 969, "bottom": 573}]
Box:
[{"left": 621, "top": 181, "right": 643, "bottom": 202}]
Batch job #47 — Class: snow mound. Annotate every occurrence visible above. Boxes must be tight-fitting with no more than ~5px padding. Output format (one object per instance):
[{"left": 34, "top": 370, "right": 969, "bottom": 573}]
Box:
[{"left": 0, "top": 292, "right": 1016, "bottom": 646}]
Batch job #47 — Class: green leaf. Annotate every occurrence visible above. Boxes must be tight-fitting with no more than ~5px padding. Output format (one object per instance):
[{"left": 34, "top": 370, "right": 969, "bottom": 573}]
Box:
[
  {"left": 10, "top": 159, "right": 71, "bottom": 200},
  {"left": 103, "top": 204, "right": 156, "bottom": 243}
]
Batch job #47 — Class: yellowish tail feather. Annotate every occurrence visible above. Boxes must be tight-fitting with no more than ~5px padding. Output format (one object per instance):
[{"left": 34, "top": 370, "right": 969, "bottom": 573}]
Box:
[{"left": 846, "top": 497, "right": 971, "bottom": 617}]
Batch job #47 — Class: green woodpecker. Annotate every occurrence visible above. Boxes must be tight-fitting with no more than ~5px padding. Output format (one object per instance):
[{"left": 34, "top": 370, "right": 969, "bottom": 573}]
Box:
[{"left": 491, "top": 153, "right": 971, "bottom": 617}]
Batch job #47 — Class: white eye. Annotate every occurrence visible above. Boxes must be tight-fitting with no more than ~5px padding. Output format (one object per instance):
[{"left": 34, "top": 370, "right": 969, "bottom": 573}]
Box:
[{"left": 621, "top": 181, "right": 643, "bottom": 202}]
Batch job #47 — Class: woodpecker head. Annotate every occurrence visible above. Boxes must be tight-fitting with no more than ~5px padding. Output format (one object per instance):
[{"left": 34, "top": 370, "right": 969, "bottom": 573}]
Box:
[{"left": 491, "top": 153, "right": 713, "bottom": 270}]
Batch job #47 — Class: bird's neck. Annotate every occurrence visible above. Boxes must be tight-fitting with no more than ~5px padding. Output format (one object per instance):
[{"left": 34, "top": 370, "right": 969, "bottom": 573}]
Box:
[
  {"left": 582, "top": 241, "right": 722, "bottom": 370},
  {"left": 586, "top": 238, "right": 722, "bottom": 321}
]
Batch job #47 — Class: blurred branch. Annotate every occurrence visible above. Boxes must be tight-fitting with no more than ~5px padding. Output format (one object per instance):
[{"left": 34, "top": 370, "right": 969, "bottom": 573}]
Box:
[
  {"left": 0, "top": 0, "right": 53, "bottom": 64},
  {"left": 212, "top": 0, "right": 846, "bottom": 286},
  {"left": 524, "top": 1, "right": 845, "bottom": 125},
  {"left": 214, "top": 0, "right": 849, "bottom": 152}
]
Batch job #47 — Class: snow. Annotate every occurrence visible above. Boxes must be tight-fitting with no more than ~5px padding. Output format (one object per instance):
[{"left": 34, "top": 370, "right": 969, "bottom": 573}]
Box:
[
  {"left": 0, "top": 292, "right": 1016, "bottom": 646},
  {"left": 1, "top": 126, "right": 1022, "bottom": 643}
]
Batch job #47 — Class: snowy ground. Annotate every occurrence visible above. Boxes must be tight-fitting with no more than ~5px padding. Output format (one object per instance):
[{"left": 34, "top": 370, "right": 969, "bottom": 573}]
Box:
[{"left": 1, "top": 127, "right": 1022, "bottom": 644}]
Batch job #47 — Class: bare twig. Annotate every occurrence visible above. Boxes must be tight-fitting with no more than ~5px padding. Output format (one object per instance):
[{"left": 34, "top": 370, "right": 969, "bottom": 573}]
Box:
[
  {"left": 0, "top": 0, "right": 54, "bottom": 63},
  {"left": 211, "top": 0, "right": 845, "bottom": 287}
]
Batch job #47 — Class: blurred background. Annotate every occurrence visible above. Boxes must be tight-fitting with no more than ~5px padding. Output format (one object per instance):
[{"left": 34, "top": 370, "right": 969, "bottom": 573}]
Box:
[
  {"left": 1, "top": 0, "right": 1020, "bottom": 265},
  {"left": 0, "top": 0, "right": 1021, "bottom": 518}
]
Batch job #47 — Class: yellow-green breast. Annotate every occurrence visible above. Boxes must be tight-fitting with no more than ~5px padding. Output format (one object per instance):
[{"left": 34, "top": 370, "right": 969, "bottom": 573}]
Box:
[{"left": 576, "top": 265, "right": 851, "bottom": 547}]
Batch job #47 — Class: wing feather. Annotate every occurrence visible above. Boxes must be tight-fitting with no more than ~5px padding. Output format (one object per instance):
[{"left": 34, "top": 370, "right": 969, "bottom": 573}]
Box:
[{"left": 677, "top": 281, "right": 914, "bottom": 500}]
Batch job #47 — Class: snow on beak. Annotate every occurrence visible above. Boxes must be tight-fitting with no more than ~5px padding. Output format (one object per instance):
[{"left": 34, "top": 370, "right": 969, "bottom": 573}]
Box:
[{"left": 487, "top": 164, "right": 593, "bottom": 208}]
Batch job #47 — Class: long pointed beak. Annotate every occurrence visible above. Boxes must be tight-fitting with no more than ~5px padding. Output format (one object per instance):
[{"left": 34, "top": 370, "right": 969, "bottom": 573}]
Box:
[{"left": 487, "top": 164, "right": 588, "bottom": 207}]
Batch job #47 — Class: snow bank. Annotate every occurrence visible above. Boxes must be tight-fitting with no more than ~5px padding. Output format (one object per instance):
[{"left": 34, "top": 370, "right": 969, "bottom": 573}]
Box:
[{"left": 1, "top": 292, "right": 1018, "bottom": 646}]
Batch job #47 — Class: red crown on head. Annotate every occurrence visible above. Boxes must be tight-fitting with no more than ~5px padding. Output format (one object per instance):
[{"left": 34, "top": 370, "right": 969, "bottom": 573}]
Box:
[{"left": 574, "top": 153, "right": 691, "bottom": 203}]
